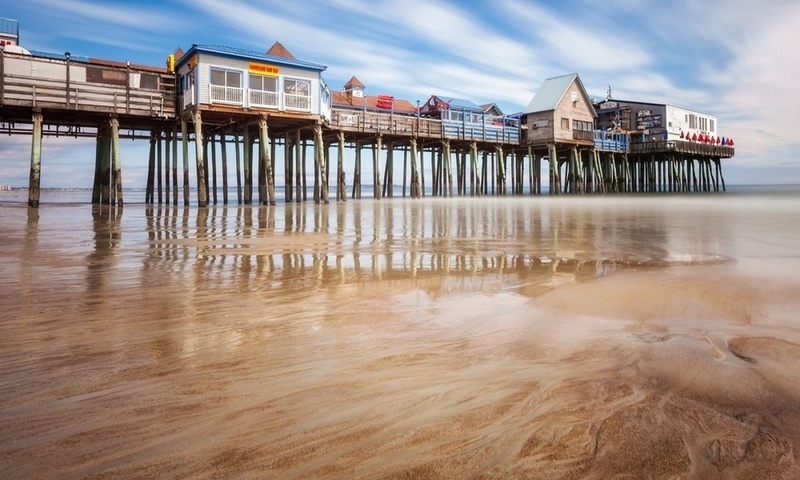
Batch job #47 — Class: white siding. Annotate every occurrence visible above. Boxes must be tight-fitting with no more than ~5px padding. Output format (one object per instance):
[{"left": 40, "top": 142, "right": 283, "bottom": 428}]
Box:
[
  {"left": 665, "top": 105, "right": 718, "bottom": 140},
  {"left": 190, "top": 52, "right": 322, "bottom": 113}
]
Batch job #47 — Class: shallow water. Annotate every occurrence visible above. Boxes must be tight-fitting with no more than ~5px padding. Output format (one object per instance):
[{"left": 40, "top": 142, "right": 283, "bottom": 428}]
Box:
[{"left": 1, "top": 189, "right": 800, "bottom": 479}]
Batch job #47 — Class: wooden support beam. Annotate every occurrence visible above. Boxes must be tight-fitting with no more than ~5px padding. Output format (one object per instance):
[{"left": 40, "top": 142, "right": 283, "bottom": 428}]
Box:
[
  {"left": 202, "top": 139, "right": 210, "bottom": 202},
  {"left": 234, "top": 132, "right": 242, "bottom": 204},
  {"left": 28, "top": 112, "right": 43, "bottom": 208},
  {"left": 374, "top": 134, "right": 383, "bottom": 200},
  {"left": 210, "top": 135, "right": 217, "bottom": 205},
  {"left": 110, "top": 116, "right": 123, "bottom": 207},
  {"left": 171, "top": 127, "right": 178, "bottom": 206},
  {"left": 302, "top": 137, "right": 308, "bottom": 202},
  {"left": 382, "top": 141, "right": 393, "bottom": 198},
  {"left": 181, "top": 118, "right": 190, "bottom": 206},
  {"left": 193, "top": 110, "right": 208, "bottom": 207},
  {"left": 337, "top": 131, "right": 346, "bottom": 202},
  {"left": 146, "top": 131, "right": 156, "bottom": 204},
  {"left": 164, "top": 128, "right": 171, "bottom": 204},
  {"left": 285, "top": 132, "right": 293, "bottom": 202},
  {"left": 243, "top": 127, "right": 252, "bottom": 204},
  {"left": 157, "top": 128, "right": 164, "bottom": 204},
  {"left": 495, "top": 145, "right": 505, "bottom": 195},
  {"left": 258, "top": 116, "right": 275, "bottom": 205},
  {"left": 93, "top": 122, "right": 113, "bottom": 204},
  {"left": 470, "top": 142, "right": 479, "bottom": 196},
  {"left": 352, "top": 142, "right": 362, "bottom": 199},
  {"left": 295, "top": 130, "right": 303, "bottom": 203},
  {"left": 410, "top": 138, "right": 421, "bottom": 198},
  {"left": 221, "top": 134, "right": 229, "bottom": 205},
  {"left": 314, "top": 124, "right": 328, "bottom": 204},
  {"left": 420, "top": 147, "right": 426, "bottom": 197},
  {"left": 444, "top": 140, "right": 453, "bottom": 198}
]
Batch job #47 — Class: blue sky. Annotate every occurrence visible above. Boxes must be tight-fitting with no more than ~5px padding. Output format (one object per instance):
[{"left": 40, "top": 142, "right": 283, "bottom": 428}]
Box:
[{"left": 2, "top": 0, "right": 800, "bottom": 188}]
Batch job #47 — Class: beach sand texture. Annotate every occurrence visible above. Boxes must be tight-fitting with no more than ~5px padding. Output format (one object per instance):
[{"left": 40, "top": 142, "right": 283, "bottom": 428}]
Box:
[{"left": 1, "top": 192, "right": 799, "bottom": 479}]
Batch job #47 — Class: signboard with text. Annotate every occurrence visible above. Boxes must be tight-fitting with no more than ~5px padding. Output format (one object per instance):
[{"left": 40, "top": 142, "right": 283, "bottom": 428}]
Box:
[{"left": 248, "top": 63, "right": 279, "bottom": 76}]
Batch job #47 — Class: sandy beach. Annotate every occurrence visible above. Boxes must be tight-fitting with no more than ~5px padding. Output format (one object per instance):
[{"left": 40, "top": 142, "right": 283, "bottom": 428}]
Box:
[{"left": 1, "top": 190, "right": 799, "bottom": 479}]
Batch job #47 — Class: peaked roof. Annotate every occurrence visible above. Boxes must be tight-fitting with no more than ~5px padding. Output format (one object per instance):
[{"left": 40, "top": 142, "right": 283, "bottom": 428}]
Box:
[
  {"left": 177, "top": 44, "right": 326, "bottom": 72},
  {"left": 266, "top": 41, "right": 295, "bottom": 60},
  {"left": 480, "top": 102, "right": 504, "bottom": 116},
  {"left": 344, "top": 76, "right": 365, "bottom": 90},
  {"left": 524, "top": 73, "right": 593, "bottom": 114},
  {"left": 331, "top": 90, "right": 417, "bottom": 115},
  {"left": 425, "top": 95, "right": 484, "bottom": 113}
]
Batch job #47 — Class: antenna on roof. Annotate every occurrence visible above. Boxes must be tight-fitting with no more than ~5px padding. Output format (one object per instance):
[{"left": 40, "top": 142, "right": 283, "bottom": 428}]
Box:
[{"left": 606, "top": 85, "right": 612, "bottom": 101}]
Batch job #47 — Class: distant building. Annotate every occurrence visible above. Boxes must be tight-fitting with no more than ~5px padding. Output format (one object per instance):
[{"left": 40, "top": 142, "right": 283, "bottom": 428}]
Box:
[
  {"left": 0, "top": 17, "right": 19, "bottom": 48},
  {"left": 480, "top": 103, "right": 504, "bottom": 117},
  {"left": 419, "top": 95, "right": 486, "bottom": 122},
  {"left": 330, "top": 75, "right": 417, "bottom": 115},
  {"left": 595, "top": 99, "right": 726, "bottom": 144},
  {"left": 521, "top": 73, "right": 596, "bottom": 148}
]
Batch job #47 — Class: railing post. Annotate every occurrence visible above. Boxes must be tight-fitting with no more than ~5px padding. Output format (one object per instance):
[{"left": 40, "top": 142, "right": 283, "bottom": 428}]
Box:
[
  {"left": 0, "top": 47, "right": 4, "bottom": 105},
  {"left": 125, "top": 61, "right": 131, "bottom": 115},
  {"left": 65, "top": 52, "right": 70, "bottom": 107}
]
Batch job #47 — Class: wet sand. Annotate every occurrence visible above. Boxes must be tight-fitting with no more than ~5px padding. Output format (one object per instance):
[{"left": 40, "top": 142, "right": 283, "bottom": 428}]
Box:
[{"left": 1, "top": 193, "right": 800, "bottom": 479}]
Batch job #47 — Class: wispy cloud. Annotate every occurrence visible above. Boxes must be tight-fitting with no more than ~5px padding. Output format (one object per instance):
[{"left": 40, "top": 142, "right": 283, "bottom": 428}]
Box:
[{"left": 2, "top": 0, "right": 799, "bottom": 186}]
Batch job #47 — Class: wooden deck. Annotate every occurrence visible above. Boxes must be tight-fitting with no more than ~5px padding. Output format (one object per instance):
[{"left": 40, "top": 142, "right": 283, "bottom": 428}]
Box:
[{"left": 1, "top": 50, "right": 175, "bottom": 129}]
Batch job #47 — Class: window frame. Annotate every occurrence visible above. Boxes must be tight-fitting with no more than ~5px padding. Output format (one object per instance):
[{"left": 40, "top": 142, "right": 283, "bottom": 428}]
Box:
[{"left": 209, "top": 67, "right": 242, "bottom": 88}]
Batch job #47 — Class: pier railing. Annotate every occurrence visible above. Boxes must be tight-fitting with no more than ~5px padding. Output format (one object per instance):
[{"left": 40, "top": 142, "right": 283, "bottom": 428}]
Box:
[
  {"left": 0, "top": 51, "right": 176, "bottom": 118},
  {"left": 441, "top": 117, "right": 519, "bottom": 143},
  {"left": 328, "top": 108, "right": 520, "bottom": 143},
  {"left": 593, "top": 130, "right": 629, "bottom": 152},
  {"left": 329, "top": 109, "right": 441, "bottom": 138},
  {"left": 205, "top": 84, "right": 311, "bottom": 113},
  {"left": 630, "top": 139, "right": 734, "bottom": 157}
]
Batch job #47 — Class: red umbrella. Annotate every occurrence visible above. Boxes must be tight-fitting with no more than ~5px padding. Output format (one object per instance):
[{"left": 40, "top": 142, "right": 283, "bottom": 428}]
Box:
[{"left": 692, "top": 133, "right": 697, "bottom": 141}]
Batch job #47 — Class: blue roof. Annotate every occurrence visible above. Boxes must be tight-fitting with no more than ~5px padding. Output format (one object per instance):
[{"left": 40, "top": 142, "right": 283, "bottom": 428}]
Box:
[
  {"left": 30, "top": 50, "right": 90, "bottom": 63},
  {"left": 524, "top": 73, "right": 582, "bottom": 113},
  {"left": 435, "top": 96, "right": 485, "bottom": 113},
  {"left": 179, "top": 44, "right": 326, "bottom": 72}
]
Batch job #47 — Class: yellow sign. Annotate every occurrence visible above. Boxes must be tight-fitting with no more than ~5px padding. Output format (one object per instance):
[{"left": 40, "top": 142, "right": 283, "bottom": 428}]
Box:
[{"left": 249, "top": 63, "right": 279, "bottom": 76}]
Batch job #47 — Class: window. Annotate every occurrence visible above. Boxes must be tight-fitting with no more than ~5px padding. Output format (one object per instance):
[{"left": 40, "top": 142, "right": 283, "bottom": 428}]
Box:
[
  {"left": 710, "top": 119, "right": 715, "bottom": 132},
  {"left": 284, "top": 78, "right": 311, "bottom": 110},
  {"left": 139, "top": 73, "right": 158, "bottom": 90},
  {"left": 561, "top": 117, "right": 570, "bottom": 130},
  {"left": 572, "top": 119, "right": 593, "bottom": 131},
  {"left": 210, "top": 68, "right": 241, "bottom": 88},
  {"left": 250, "top": 74, "right": 277, "bottom": 93},
  {"left": 182, "top": 72, "right": 195, "bottom": 91},
  {"left": 209, "top": 67, "right": 242, "bottom": 104},
  {"left": 284, "top": 78, "right": 310, "bottom": 96},
  {"left": 86, "top": 67, "right": 127, "bottom": 86},
  {"left": 250, "top": 74, "right": 279, "bottom": 108}
]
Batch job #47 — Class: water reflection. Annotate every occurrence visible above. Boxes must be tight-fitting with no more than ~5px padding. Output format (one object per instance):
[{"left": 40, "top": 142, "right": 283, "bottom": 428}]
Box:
[{"left": 132, "top": 198, "right": 732, "bottom": 297}]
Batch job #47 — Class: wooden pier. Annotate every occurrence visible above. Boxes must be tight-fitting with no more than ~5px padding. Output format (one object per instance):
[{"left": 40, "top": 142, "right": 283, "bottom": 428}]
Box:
[{"left": 0, "top": 44, "right": 734, "bottom": 208}]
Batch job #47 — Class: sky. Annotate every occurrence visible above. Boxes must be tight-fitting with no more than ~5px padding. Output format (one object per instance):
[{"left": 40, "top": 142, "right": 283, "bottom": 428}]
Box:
[{"left": 2, "top": 0, "right": 800, "bottom": 188}]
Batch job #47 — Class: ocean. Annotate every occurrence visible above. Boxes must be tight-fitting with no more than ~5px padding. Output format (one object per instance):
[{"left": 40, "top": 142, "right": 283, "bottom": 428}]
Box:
[{"left": 1, "top": 185, "right": 799, "bottom": 479}]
